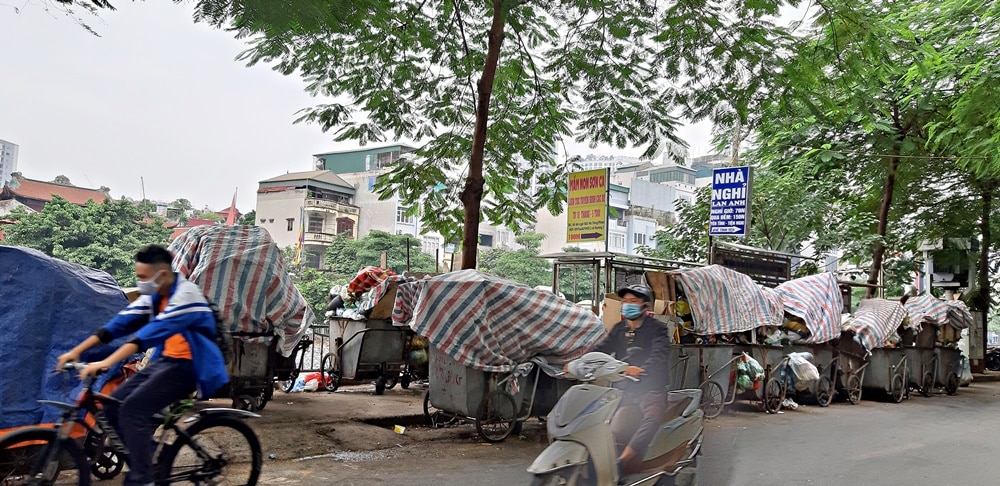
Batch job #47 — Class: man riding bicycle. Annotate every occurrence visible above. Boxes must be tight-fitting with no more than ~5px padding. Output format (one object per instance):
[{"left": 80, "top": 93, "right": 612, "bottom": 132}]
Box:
[{"left": 56, "top": 245, "right": 229, "bottom": 486}]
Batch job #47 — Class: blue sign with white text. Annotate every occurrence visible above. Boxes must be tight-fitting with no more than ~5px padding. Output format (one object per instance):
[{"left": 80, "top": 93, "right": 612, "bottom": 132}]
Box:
[{"left": 709, "top": 166, "right": 752, "bottom": 236}]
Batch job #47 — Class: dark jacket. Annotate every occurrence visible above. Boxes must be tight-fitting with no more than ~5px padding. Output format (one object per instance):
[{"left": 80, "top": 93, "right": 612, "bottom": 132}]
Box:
[{"left": 592, "top": 315, "right": 671, "bottom": 394}]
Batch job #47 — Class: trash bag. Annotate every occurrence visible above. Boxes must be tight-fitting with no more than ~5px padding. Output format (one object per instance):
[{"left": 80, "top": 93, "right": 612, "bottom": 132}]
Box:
[
  {"left": 787, "top": 352, "right": 820, "bottom": 391},
  {"left": 743, "top": 353, "right": 764, "bottom": 381},
  {"left": 960, "top": 355, "right": 974, "bottom": 386}
]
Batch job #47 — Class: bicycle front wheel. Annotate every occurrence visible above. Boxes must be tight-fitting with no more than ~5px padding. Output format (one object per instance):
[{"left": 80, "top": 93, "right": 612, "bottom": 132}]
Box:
[
  {"left": 0, "top": 426, "right": 90, "bottom": 485},
  {"left": 155, "top": 416, "right": 261, "bottom": 486}
]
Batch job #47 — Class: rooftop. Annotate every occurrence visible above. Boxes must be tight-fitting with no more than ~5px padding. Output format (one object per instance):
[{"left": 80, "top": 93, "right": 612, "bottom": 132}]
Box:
[
  {"left": 1, "top": 177, "right": 109, "bottom": 206},
  {"left": 313, "top": 144, "right": 418, "bottom": 157},
  {"left": 258, "top": 170, "right": 354, "bottom": 191}
]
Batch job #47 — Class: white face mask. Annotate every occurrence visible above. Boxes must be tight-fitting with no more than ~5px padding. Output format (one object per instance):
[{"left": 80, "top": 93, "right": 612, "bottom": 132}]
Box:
[{"left": 137, "top": 270, "right": 165, "bottom": 295}]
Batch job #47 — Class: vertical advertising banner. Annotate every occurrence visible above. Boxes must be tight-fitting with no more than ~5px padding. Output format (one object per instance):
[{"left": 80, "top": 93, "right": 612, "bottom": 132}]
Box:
[
  {"left": 566, "top": 168, "right": 609, "bottom": 243},
  {"left": 709, "top": 166, "right": 752, "bottom": 237}
]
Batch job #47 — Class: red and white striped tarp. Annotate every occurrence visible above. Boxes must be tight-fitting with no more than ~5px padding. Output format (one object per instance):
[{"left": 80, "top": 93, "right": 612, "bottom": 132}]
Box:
[
  {"left": 903, "top": 294, "right": 951, "bottom": 329},
  {"left": 673, "top": 265, "right": 784, "bottom": 335},
  {"left": 944, "top": 300, "right": 973, "bottom": 329},
  {"left": 773, "top": 273, "right": 843, "bottom": 344},
  {"left": 169, "top": 226, "right": 313, "bottom": 357},
  {"left": 852, "top": 299, "right": 906, "bottom": 350},
  {"left": 394, "top": 270, "right": 606, "bottom": 373}
]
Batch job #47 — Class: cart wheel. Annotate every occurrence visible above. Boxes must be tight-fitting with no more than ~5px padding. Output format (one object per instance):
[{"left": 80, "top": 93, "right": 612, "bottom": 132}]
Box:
[
  {"left": 945, "top": 372, "right": 959, "bottom": 396},
  {"left": 476, "top": 390, "right": 518, "bottom": 442},
  {"left": 890, "top": 374, "right": 905, "bottom": 403},
  {"left": 423, "top": 390, "right": 441, "bottom": 427},
  {"left": 400, "top": 372, "right": 412, "bottom": 389},
  {"left": 281, "top": 369, "right": 300, "bottom": 393},
  {"left": 762, "top": 377, "right": 784, "bottom": 414},
  {"left": 920, "top": 371, "right": 934, "bottom": 397},
  {"left": 375, "top": 376, "right": 387, "bottom": 395},
  {"left": 698, "top": 380, "right": 725, "bottom": 419},
  {"left": 846, "top": 374, "right": 862, "bottom": 405},
  {"left": 255, "top": 392, "right": 268, "bottom": 411},
  {"left": 320, "top": 354, "right": 341, "bottom": 392},
  {"left": 816, "top": 376, "right": 833, "bottom": 407},
  {"left": 233, "top": 395, "right": 257, "bottom": 411},
  {"left": 384, "top": 374, "right": 398, "bottom": 391}
]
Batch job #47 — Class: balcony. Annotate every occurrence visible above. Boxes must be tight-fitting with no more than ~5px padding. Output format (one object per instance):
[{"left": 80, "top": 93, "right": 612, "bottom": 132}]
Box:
[
  {"left": 305, "top": 198, "right": 360, "bottom": 215},
  {"left": 303, "top": 232, "right": 337, "bottom": 245}
]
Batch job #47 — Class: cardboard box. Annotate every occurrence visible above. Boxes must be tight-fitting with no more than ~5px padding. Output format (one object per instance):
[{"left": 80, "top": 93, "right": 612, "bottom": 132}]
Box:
[
  {"left": 367, "top": 281, "right": 398, "bottom": 320},
  {"left": 602, "top": 293, "right": 673, "bottom": 331}
]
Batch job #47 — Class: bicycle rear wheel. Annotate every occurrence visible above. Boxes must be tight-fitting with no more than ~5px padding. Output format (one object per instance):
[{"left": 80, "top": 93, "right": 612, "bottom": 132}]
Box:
[
  {"left": 0, "top": 426, "right": 90, "bottom": 485},
  {"left": 156, "top": 417, "right": 261, "bottom": 486}
]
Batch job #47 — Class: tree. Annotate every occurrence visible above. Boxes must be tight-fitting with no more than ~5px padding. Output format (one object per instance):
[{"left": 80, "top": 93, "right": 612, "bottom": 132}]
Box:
[
  {"left": 2, "top": 196, "right": 172, "bottom": 286},
  {"left": 477, "top": 233, "right": 552, "bottom": 288},
  {"left": 186, "top": 0, "right": 805, "bottom": 269},
  {"left": 191, "top": 205, "right": 224, "bottom": 223},
  {"left": 171, "top": 198, "right": 194, "bottom": 212},
  {"left": 642, "top": 187, "right": 710, "bottom": 263},
  {"left": 323, "top": 231, "right": 437, "bottom": 280},
  {"left": 281, "top": 246, "right": 344, "bottom": 317},
  {"left": 238, "top": 209, "right": 257, "bottom": 226}
]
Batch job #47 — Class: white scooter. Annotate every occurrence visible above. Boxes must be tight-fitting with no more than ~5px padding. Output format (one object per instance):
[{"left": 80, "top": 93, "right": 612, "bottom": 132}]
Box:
[{"left": 528, "top": 351, "right": 703, "bottom": 486}]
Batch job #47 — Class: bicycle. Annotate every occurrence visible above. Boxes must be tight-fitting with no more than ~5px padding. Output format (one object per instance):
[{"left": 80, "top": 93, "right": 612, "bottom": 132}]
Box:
[{"left": 0, "top": 363, "right": 263, "bottom": 485}]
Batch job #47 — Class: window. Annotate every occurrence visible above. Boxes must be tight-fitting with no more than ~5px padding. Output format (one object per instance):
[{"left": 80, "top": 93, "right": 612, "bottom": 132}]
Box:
[
  {"left": 336, "top": 217, "right": 355, "bottom": 236},
  {"left": 422, "top": 236, "right": 441, "bottom": 255},
  {"left": 610, "top": 232, "right": 626, "bottom": 249},
  {"left": 396, "top": 206, "right": 415, "bottom": 224},
  {"left": 308, "top": 214, "right": 324, "bottom": 233},
  {"left": 634, "top": 233, "right": 647, "bottom": 246},
  {"left": 480, "top": 234, "right": 494, "bottom": 247},
  {"left": 286, "top": 218, "right": 294, "bottom": 231},
  {"left": 375, "top": 150, "right": 400, "bottom": 169}
]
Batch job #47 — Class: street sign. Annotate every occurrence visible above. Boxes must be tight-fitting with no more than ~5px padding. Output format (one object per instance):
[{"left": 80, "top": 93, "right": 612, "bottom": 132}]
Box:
[
  {"left": 566, "top": 168, "right": 609, "bottom": 243},
  {"left": 709, "top": 166, "right": 752, "bottom": 237}
]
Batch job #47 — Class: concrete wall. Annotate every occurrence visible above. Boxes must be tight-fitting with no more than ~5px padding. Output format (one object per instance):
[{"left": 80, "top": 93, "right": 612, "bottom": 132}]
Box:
[{"left": 256, "top": 189, "right": 306, "bottom": 250}]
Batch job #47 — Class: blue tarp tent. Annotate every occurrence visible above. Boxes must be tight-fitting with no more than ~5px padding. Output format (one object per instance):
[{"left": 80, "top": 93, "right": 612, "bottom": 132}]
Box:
[{"left": 0, "top": 247, "right": 128, "bottom": 430}]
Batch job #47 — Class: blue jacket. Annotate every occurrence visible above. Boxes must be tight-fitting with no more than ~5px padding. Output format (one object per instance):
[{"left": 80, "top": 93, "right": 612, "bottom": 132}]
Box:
[{"left": 100, "top": 273, "right": 229, "bottom": 398}]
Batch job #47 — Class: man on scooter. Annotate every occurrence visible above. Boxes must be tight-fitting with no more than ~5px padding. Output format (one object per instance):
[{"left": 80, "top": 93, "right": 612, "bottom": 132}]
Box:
[{"left": 591, "top": 284, "right": 671, "bottom": 474}]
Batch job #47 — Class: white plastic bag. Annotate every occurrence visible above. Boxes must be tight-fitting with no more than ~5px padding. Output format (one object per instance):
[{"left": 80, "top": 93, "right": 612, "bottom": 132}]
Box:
[{"left": 788, "top": 352, "right": 820, "bottom": 390}]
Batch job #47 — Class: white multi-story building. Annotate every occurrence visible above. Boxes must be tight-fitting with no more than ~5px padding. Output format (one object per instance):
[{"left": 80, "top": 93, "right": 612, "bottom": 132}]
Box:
[
  {"left": 255, "top": 170, "right": 361, "bottom": 268},
  {"left": 312, "top": 145, "right": 518, "bottom": 261},
  {"left": 0, "top": 140, "right": 19, "bottom": 187}
]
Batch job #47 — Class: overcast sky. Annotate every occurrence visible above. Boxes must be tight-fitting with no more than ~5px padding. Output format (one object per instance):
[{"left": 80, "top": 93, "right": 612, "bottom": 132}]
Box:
[{"left": 0, "top": 1, "right": 714, "bottom": 213}]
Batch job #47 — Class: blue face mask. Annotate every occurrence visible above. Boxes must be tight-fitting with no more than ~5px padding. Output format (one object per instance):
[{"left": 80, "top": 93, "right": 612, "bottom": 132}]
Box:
[{"left": 622, "top": 303, "right": 644, "bottom": 320}]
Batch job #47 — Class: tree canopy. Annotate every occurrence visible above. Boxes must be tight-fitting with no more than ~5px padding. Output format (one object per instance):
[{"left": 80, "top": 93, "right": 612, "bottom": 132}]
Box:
[
  {"left": 2, "top": 196, "right": 172, "bottom": 286},
  {"left": 186, "top": 0, "right": 804, "bottom": 269}
]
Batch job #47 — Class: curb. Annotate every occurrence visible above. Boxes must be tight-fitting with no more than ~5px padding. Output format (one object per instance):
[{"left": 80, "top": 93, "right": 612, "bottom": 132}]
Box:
[{"left": 972, "top": 373, "right": 1000, "bottom": 383}]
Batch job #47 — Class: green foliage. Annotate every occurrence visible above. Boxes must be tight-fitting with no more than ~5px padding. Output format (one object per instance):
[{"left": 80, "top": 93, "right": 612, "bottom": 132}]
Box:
[
  {"left": 477, "top": 233, "right": 552, "bottom": 288},
  {"left": 2, "top": 196, "right": 172, "bottom": 286},
  {"left": 238, "top": 209, "right": 257, "bottom": 226},
  {"left": 186, "top": 0, "right": 803, "bottom": 264},
  {"left": 323, "top": 231, "right": 437, "bottom": 280},
  {"left": 281, "top": 246, "right": 344, "bottom": 317},
  {"left": 191, "top": 206, "right": 224, "bottom": 223},
  {"left": 170, "top": 198, "right": 193, "bottom": 212}
]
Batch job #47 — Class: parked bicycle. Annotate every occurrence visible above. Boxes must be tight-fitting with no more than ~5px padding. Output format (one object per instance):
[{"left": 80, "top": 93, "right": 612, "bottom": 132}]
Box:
[{"left": 0, "top": 362, "right": 263, "bottom": 485}]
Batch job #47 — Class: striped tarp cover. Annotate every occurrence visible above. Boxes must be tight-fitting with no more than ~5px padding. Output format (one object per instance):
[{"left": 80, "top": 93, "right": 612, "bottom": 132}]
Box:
[
  {"left": 944, "top": 300, "right": 973, "bottom": 329},
  {"left": 853, "top": 299, "right": 906, "bottom": 350},
  {"left": 169, "top": 226, "right": 312, "bottom": 357},
  {"left": 394, "top": 270, "right": 606, "bottom": 373},
  {"left": 673, "top": 265, "right": 784, "bottom": 335},
  {"left": 773, "top": 273, "right": 843, "bottom": 344},
  {"left": 903, "top": 294, "right": 951, "bottom": 329}
]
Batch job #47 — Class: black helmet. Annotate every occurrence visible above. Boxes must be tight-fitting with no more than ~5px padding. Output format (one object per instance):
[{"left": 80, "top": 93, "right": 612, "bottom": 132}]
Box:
[{"left": 617, "top": 284, "right": 654, "bottom": 303}]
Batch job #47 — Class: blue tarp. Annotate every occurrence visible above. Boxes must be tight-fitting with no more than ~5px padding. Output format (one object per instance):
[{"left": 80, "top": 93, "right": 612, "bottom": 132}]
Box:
[{"left": 0, "top": 247, "right": 128, "bottom": 430}]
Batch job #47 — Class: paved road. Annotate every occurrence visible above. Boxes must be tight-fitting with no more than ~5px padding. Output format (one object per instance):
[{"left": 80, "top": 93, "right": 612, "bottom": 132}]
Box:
[{"left": 252, "top": 381, "right": 1000, "bottom": 485}]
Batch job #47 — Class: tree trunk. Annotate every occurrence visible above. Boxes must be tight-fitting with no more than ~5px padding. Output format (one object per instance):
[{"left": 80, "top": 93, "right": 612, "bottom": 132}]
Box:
[
  {"left": 866, "top": 155, "right": 900, "bottom": 298},
  {"left": 459, "top": 0, "right": 507, "bottom": 270}
]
